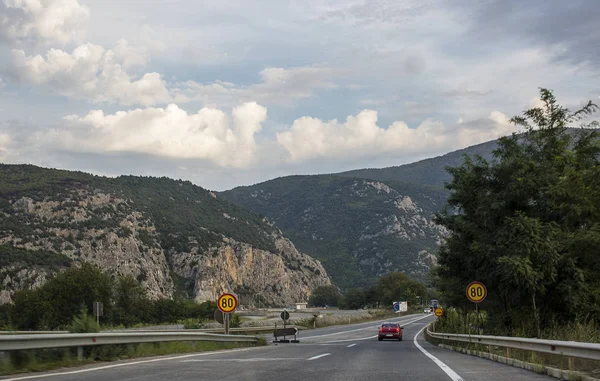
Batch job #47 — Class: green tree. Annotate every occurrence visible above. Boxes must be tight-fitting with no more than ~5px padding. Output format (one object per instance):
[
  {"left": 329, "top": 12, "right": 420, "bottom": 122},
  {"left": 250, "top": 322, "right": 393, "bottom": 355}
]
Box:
[
  {"left": 434, "top": 88, "right": 599, "bottom": 336},
  {"left": 375, "top": 272, "right": 427, "bottom": 307},
  {"left": 10, "top": 262, "right": 112, "bottom": 330},
  {"left": 111, "top": 275, "right": 149, "bottom": 327},
  {"left": 308, "top": 285, "right": 340, "bottom": 307}
]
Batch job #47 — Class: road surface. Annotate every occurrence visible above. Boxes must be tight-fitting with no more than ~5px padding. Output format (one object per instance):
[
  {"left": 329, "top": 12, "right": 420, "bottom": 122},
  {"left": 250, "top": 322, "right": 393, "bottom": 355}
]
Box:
[{"left": 1, "top": 314, "right": 556, "bottom": 381}]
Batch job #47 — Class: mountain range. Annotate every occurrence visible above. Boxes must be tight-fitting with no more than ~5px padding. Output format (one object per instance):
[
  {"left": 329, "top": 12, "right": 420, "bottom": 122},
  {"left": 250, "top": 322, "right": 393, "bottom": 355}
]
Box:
[
  {"left": 220, "top": 140, "right": 503, "bottom": 289},
  {"left": 5, "top": 130, "right": 585, "bottom": 300},
  {"left": 0, "top": 164, "right": 330, "bottom": 306}
]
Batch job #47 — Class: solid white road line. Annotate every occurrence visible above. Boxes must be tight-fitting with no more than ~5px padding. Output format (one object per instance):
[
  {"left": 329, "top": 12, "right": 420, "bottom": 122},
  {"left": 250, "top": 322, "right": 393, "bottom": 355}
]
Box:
[
  {"left": 347, "top": 344, "right": 356, "bottom": 348},
  {"left": 307, "top": 353, "right": 331, "bottom": 361},
  {"left": 413, "top": 325, "right": 464, "bottom": 381},
  {"left": 1, "top": 348, "right": 257, "bottom": 381}
]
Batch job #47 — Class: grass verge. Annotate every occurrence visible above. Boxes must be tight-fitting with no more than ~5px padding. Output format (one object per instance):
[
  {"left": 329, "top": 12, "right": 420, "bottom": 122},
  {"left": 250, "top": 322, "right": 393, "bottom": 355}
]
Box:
[
  {"left": 0, "top": 339, "right": 266, "bottom": 376},
  {"left": 292, "top": 308, "right": 421, "bottom": 329}
]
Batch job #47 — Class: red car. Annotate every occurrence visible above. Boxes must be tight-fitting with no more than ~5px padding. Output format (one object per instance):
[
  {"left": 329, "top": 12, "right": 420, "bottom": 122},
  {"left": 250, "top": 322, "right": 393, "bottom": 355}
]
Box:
[{"left": 378, "top": 322, "right": 403, "bottom": 341}]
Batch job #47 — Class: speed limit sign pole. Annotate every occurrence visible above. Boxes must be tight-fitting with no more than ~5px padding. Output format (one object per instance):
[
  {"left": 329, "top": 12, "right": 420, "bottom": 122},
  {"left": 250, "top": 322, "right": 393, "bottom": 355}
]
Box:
[
  {"left": 466, "top": 281, "right": 487, "bottom": 334},
  {"left": 218, "top": 293, "right": 238, "bottom": 335}
]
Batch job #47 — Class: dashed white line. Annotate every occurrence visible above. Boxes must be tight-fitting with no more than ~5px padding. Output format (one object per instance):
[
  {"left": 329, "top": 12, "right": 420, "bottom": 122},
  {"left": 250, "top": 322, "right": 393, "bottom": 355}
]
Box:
[
  {"left": 413, "top": 325, "right": 464, "bottom": 381},
  {"left": 347, "top": 344, "right": 356, "bottom": 348},
  {"left": 307, "top": 353, "right": 331, "bottom": 361},
  {"left": 324, "top": 335, "right": 378, "bottom": 343}
]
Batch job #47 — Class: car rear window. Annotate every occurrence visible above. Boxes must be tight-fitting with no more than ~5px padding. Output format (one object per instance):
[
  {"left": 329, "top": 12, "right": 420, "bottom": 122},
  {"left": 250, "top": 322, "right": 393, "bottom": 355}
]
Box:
[{"left": 382, "top": 324, "right": 397, "bottom": 328}]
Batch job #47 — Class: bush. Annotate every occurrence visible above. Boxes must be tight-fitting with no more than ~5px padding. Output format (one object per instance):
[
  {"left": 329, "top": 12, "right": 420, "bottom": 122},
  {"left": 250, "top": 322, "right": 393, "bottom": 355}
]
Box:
[
  {"left": 69, "top": 309, "right": 99, "bottom": 333},
  {"left": 229, "top": 313, "right": 242, "bottom": 328},
  {"left": 183, "top": 318, "right": 206, "bottom": 329}
]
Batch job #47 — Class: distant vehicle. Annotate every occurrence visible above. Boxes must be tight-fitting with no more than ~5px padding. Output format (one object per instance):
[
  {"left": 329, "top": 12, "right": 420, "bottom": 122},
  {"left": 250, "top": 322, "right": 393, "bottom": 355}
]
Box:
[
  {"left": 430, "top": 299, "right": 439, "bottom": 309},
  {"left": 423, "top": 307, "right": 430, "bottom": 314},
  {"left": 378, "top": 322, "right": 403, "bottom": 341}
]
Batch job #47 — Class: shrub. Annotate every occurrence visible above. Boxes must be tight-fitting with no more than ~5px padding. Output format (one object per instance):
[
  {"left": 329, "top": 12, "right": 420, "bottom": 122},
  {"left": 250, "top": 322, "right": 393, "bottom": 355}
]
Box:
[{"left": 69, "top": 309, "right": 99, "bottom": 333}]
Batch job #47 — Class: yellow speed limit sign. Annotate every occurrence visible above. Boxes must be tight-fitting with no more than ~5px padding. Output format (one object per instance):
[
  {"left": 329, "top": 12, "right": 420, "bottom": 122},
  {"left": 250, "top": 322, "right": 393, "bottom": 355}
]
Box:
[
  {"left": 466, "top": 281, "right": 487, "bottom": 303},
  {"left": 434, "top": 307, "right": 443, "bottom": 317},
  {"left": 217, "top": 293, "right": 238, "bottom": 313}
]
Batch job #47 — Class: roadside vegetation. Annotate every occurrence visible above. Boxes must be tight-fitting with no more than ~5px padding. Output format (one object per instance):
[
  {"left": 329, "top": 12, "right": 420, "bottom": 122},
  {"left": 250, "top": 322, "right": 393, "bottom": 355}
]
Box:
[
  {"left": 432, "top": 88, "right": 600, "bottom": 339},
  {"left": 308, "top": 272, "right": 435, "bottom": 310},
  {"left": 0, "top": 263, "right": 219, "bottom": 331}
]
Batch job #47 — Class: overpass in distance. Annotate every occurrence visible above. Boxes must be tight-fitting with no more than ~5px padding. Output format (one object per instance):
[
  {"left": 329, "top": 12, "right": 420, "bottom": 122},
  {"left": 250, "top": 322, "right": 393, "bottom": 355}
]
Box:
[{"left": 1, "top": 314, "right": 558, "bottom": 381}]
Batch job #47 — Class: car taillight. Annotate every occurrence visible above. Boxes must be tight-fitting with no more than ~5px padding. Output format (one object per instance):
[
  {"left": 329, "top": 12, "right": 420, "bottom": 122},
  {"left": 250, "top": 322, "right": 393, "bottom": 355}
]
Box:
[
  {"left": 395, "top": 328, "right": 399, "bottom": 333},
  {"left": 379, "top": 327, "right": 383, "bottom": 332}
]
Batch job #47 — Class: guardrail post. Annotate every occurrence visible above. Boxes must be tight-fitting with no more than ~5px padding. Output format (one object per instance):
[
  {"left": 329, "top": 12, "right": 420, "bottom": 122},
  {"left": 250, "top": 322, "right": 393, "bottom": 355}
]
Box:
[
  {"left": 568, "top": 357, "right": 574, "bottom": 371},
  {"left": 77, "top": 347, "right": 84, "bottom": 361},
  {"left": 506, "top": 347, "right": 511, "bottom": 359}
]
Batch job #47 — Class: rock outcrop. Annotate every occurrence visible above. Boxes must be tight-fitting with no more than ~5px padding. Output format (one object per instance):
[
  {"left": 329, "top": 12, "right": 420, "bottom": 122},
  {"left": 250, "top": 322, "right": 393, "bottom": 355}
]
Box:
[{"left": 0, "top": 164, "right": 331, "bottom": 305}]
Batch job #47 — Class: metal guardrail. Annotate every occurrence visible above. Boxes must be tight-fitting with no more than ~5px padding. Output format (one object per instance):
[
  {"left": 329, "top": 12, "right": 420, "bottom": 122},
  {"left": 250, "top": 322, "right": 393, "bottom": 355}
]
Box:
[
  {"left": 117, "top": 325, "right": 302, "bottom": 334},
  {"left": 427, "top": 326, "right": 600, "bottom": 361},
  {"left": 0, "top": 325, "right": 301, "bottom": 335},
  {"left": 0, "top": 332, "right": 259, "bottom": 351}
]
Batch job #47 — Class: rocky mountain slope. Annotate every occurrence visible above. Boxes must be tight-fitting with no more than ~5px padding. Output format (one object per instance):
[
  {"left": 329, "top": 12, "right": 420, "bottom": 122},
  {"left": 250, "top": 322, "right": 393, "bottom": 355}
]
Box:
[
  {"left": 0, "top": 164, "right": 330, "bottom": 305},
  {"left": 222, "top": 139, "right": 511, "bottom": 290},
  {"left": 221, "top": 175, "right": 449, "bottom": 289}
]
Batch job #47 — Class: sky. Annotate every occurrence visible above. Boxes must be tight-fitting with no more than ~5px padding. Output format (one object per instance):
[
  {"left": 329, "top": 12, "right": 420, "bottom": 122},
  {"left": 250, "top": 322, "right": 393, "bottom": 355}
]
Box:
[{"left": 0, "top": 0, "right": 598, "bottom": 191}]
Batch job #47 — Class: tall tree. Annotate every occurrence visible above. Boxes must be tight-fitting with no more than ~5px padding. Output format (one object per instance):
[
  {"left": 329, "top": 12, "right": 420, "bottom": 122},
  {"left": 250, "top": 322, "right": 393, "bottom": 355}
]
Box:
[{"left": 434, "top": 88, "right": 599, "bottom": 336}]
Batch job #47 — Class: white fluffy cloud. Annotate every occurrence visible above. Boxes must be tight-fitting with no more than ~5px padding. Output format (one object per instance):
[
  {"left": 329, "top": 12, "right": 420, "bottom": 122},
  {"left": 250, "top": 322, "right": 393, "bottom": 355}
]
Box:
[
  {"left": 33, "top": 102, "right": 267, "bottom": 168},
  {"left": 0, "top": 0, "right": 89, "bottom": 44},
  {"left": 10, "top": 42, "right": 170, "bottom": 105},
  {"left": 276, "top": 109, "right": 518, "bottom": 162}
]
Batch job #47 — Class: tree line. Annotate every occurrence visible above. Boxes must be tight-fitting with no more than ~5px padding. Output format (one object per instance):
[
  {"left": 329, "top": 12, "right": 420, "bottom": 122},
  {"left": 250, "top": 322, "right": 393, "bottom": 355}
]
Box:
[
  {"left": 433, "top": 88, "right": 599, "bottom": 337},
  {"left": 309, "top": 272, "right": 434, "bottom": 309},
  {"left": 0, "top": 263, "right": 218, "bottom": 331}
]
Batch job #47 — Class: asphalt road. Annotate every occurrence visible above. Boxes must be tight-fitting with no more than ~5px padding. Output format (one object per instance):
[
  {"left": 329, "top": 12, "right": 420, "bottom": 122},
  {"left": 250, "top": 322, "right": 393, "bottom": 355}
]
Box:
[{"left": 2, "top": 313, "right": 556, "bottom": 381}]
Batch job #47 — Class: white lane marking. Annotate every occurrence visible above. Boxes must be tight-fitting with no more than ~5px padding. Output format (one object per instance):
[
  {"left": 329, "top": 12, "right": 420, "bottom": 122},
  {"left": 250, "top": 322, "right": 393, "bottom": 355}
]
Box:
[
  {"left": 181, "top": 357, "right": 304, "bottom": 362},
  {"left": 325, "top": 335, "right": 378, "bottom": 343},
  {"left": 307, "top": 353, "right": 331, "bottom": 361},
  {"left": 301, "top": 313, "right": 423, "bottom": 339},
  {"left": 347, "top": 344, "right": 356, "bottom": 348},
  {"left": 323, "top": 314, "right": 432, "bottom": 343},
  {"left": 413, "top": 325, "right": 464, "bottom": 381},
  {"left": 1, "top": 347, "right": 257, "bottom": 381}
]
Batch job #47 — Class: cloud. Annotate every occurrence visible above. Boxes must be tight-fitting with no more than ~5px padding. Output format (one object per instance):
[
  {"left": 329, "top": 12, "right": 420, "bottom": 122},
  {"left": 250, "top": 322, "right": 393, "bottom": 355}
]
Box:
[
  {"left": 461, "top": 0, "right": 600, "bottom": 69},
  {"left": 276, "top": 109, "right": 518, "bottom": 162},
  {"left": 0, "top": 0, "right": 89, "bottom": 44},
  {"left": 173, "top": 66, "right": 342, "bottom": 107},
  {"left": 31, "top": 102, "right": 267, "bottom": 168},
  {"left": 0, "top": 132, "right": 11, "bottom": 160},
  {"left": 9, "top": 42, "right": 171, "bottom": 106}
]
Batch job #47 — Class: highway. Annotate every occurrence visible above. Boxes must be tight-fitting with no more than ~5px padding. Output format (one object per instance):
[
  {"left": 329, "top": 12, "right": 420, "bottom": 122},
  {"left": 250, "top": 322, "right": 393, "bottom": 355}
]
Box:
[{"left": 1, "top": 314, "right": 556, "bottom": 381}]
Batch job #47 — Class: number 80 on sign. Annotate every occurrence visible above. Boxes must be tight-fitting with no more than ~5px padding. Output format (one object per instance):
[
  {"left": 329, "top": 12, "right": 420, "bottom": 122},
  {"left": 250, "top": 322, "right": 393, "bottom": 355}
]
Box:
[
  {"left": 217, "top": 293, "right": 238, "bottom": 313},
  {"left": 466, "top": 281, "right": 487, "bottom": 303}
]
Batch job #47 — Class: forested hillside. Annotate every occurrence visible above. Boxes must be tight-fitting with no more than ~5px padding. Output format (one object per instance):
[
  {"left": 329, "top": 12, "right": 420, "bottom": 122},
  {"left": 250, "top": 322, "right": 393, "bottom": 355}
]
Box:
[{"left": 0, "top": 165, "right": 330, "bottom": 306}]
